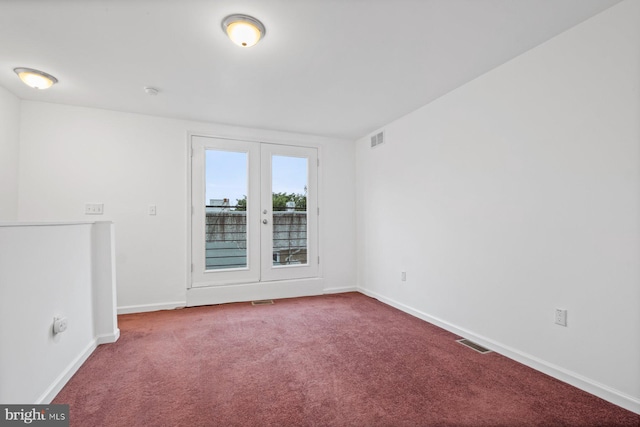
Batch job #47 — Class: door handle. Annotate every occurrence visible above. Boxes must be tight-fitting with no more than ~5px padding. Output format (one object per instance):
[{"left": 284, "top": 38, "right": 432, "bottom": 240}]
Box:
[{"left": 262, "top": 219, "right": 268, "bottom": 224}]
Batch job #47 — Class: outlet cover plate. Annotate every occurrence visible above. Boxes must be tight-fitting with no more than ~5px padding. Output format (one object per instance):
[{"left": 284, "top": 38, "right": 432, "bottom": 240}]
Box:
[
  {"left": 555, "top": 309, "right": 567, "bottom": 326},
  {"left": 85, "top": 203, "right": 104, "bottom": 215}
]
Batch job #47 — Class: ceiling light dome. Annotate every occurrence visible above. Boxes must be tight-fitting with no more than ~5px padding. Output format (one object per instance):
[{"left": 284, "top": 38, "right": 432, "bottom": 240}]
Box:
[
  {"left": 222, "top": 14, "right": 266, "bottom": 48},
  {"left": 14, "top": 67, "right": 58, "bottom": 89}
]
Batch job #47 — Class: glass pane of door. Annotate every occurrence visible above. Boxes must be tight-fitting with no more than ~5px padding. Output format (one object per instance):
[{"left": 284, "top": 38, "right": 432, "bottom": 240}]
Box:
[
  {"left": 271, "top": 155, "right": 309, "bottom": 267},
  {"left": 261, "top": 144, "right": 318, "bottom": 282},
  {"left": 205, "top": 150, "right": 248, "bottom": 270}
]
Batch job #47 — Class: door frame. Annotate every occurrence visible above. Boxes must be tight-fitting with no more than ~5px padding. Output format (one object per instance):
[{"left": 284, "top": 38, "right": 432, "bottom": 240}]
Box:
[{"left": 185, "top": 132, "right": 324, "bottom": 305}]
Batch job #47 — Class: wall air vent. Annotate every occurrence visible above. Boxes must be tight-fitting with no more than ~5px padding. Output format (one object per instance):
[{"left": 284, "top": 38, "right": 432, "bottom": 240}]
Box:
[{"left": 370, "top": 130, "right": 385, "bottom": 148}]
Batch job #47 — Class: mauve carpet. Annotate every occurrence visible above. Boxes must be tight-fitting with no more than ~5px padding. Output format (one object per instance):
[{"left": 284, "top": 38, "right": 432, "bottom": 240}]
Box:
[{"left": 53, "top": 292, "right": 639, "bottom": 426}]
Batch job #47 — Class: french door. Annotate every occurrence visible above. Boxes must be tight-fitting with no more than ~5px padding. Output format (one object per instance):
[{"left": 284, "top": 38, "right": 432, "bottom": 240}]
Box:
[{"left": 190, "top": 136, "right": 318, "bottom": 288}]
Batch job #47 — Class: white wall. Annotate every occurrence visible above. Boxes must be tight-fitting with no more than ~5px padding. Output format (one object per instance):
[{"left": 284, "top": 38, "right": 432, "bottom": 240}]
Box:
[
  {"left": 0, "top": 222, "right": 119, "bottom": 403},
  {"left": 356, "top": 0, "right": 639, "bottom": 413},
  {"left": 0, "top": 86, "right": 20, "bottom": 220},
  {"left": 17, "top": 102, "right": 356, "bottom": 311}
]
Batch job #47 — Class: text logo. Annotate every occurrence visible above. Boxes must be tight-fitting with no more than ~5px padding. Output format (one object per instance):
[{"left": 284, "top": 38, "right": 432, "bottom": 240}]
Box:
[{"left": 0, "top": 405, "right": 68, "bottom": 427}]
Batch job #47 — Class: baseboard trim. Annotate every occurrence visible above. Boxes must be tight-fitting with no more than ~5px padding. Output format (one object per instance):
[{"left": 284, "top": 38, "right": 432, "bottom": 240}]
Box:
[
  {"left": 96, "top": 328, "right": 120, "bottom": 345},
  {"left": 118, "top": 301, "right": 186, "bottom": 315},
  {"left": 358, "top": 287, "right": 640, "bottom": 415},
  {"left": 37, "top": 339, "right": 98, "bottom": 404}
]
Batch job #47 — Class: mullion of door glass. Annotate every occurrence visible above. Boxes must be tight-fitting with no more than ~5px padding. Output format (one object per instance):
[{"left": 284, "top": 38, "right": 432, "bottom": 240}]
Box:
[
  {"left": 271, "top": 155, "right": 308, "bottom": 267},
  {"left": 205, "top": 150, "right": 248, "bottom": 270}
]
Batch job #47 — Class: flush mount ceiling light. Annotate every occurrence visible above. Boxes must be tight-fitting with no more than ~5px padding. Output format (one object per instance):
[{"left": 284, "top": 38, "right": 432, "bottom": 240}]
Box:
[
  {"left": 13, "top": 67, "right": 58, "bottom": 89},
  {"left": 222, "top": 14, "right": 266, "bottom": 48}
]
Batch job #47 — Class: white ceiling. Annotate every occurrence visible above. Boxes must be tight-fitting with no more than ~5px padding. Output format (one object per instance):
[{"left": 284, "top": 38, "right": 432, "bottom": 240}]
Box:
[{"left": 0, "top": 0, "right": 620, "bottom": 140}]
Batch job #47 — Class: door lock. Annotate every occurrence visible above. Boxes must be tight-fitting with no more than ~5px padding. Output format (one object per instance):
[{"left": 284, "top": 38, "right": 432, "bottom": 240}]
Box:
[{"left": 262, "top": 219, "right": 268, "bottom": 224}]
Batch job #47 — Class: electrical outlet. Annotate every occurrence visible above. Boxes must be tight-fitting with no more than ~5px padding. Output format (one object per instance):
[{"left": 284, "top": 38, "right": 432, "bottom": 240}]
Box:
[
  {"left": 85, "top": 203, "right": 104, "bottom": 215},
  {"left": 149, "top": 205, "right": 157, "bottom": 216},
  {"left": 53, "top": 317, "right": 68, "bottom": 334},
  {"left": 555, "top": 309, "right": 567, "bottom": 327},
  {"left": 401, "top": 271, "right": 406, "bottom": 281}
]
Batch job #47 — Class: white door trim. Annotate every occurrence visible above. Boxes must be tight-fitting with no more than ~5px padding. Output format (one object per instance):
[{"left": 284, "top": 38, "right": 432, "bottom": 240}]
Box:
[{"left": 187, "top": 134, "right": 320, "bottom": 294}]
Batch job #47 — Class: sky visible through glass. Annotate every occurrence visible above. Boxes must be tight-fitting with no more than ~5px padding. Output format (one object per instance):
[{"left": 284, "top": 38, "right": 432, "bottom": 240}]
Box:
[{"left": 205, "top": 150, "right": 307, "bottom": 206}]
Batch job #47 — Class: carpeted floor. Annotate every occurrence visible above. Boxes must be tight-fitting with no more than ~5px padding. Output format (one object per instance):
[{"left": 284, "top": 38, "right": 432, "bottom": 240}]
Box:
[{"left": 54, "top": 292, "right": 639, "bottom": 426}]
